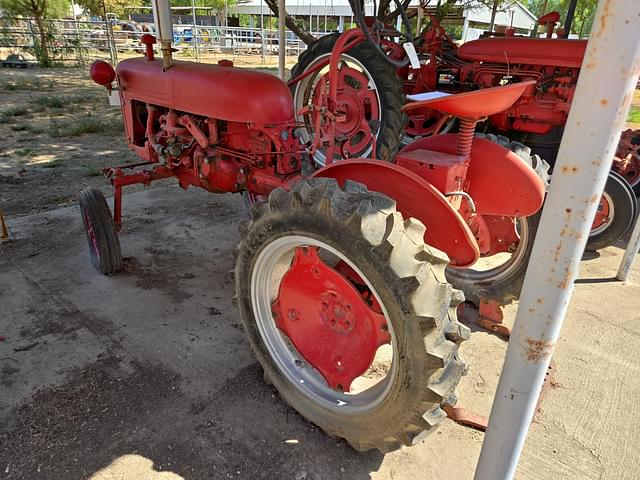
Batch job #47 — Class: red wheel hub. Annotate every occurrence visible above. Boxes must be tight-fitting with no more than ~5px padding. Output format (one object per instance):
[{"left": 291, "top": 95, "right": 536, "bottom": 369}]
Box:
[
  {"left": 592, "top": 195, "right": 611, "bottom": 230},
  {"left": 271, "top": 247, "right": 391, "bottom": 392},
  {"left": 314, "top": 64, "right": 380, "bottom": 157}
]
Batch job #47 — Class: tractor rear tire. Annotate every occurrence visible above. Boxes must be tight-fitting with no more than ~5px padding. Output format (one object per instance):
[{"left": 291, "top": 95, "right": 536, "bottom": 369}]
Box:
[
  {"left": 79, "top": 187, "right": 122, "bottom": 275},
  {"left": 290, "top": 33, "right": 405, "bottom": 164},
  {"left": 235, "top": 177, "right": 468, "bottom": 453},
  {"left": 585, "top": 171, "right": 637, "bottom": 251},
  {"left": 445, "top": 135, "right": 548, "bottom": 306}
]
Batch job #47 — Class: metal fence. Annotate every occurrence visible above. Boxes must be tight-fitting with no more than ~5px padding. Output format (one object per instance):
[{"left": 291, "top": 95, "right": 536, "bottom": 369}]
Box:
[{"left": 0, "top": 16, "right": 322, "bottom": 66}]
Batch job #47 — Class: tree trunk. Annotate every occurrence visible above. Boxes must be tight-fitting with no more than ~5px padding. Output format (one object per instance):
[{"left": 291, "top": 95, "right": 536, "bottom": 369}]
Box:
[
  {"left": 488, "top": 0, "right": 499, "bottom": 33},
  {"left": 33, "top": 13, "right": 50, "bottom": 67},
  {"left": 263, "top": 0, "right": 317, "bottom": 45}
]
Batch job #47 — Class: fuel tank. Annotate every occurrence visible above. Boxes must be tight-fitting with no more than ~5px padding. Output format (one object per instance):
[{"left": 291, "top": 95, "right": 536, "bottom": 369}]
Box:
[{"left": 116, "top": 58, "right": 295, "bottom": 125}]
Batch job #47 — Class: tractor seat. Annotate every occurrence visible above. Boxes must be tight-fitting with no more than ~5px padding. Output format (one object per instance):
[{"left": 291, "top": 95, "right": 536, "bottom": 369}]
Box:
[
  {"left": 457, "top": 37, "right": 587, "bottom": 69},
  {"left": 403, "top": 81, "right": 536, "bottom": 119}
]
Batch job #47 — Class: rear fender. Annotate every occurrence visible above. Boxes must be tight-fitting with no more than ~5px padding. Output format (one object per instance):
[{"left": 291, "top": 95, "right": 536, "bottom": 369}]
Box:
[
  {"left": 399, "top": 134, "right": 545, "bottom": 217},
  {"left": 312, "top": 159, "right": 479, "bottom": 268}
]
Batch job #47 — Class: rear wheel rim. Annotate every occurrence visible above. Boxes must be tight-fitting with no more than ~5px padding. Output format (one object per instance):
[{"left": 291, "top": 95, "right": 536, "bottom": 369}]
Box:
[
  {"left": 448, "top": 217, "right": 529, "bottom": 283},
  {"left": 591, "top": 192, "right": 614, "bottom": 236},
  {"left": 81, "top": 206, "right": 100, "bottom": 261},
  {"left": 293, "top": 53, "right": 383, "bottom": 167},
  {"left": 250, "top": 235, "right": 397, "bottom": 414}
]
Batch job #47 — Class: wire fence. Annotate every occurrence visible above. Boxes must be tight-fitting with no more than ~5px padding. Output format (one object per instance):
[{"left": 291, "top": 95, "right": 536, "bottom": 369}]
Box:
[{"left": 0, "top": 16, "right": 325, "bottom": 67}]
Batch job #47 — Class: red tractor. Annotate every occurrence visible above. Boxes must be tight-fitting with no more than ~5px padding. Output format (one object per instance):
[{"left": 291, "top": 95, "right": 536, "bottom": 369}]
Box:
[
  {"left": 288, "top": 9, "right": 638, "bottom": 313},
  {"left": 84, "top": 30, "right": 545, "bottom": 451}
]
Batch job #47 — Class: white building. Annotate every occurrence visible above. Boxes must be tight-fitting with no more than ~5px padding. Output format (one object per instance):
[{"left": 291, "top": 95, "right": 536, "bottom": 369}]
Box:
[{"left": 231, "top": 0, "right": 539, "bottom": 40}]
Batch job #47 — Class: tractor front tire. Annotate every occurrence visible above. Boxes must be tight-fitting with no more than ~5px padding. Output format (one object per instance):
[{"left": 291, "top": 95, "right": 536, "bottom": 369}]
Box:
[
  {"left": 235, "top": 178, "right": 468, "bottom": 452},
  {"left": 79, "top": 187, "right": 122, "bottom": 275}
]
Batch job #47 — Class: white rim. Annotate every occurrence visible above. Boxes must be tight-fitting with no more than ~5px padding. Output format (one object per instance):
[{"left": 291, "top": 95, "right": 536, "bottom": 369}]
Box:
[
  {"left": 448, "top": 217, "right": 530, "bottom": 283},
  {"left": 293, "top": 53, "right": 383, "bottom": 167},
  {"left": 250, "top": 235, "right": 398, "bottom": 414}
]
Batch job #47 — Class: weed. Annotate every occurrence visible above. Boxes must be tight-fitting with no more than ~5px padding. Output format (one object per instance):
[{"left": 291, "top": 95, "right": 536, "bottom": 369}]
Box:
[
  {"left": 15, "top": 148, "right": 34, "bottom": 157},
  {"left": 628, "top": 107, "right": 640, "bottom": 124},
  {"left": 85, "top": 166, "right": 104, "bottom": 177},
  {"left": 42, "top": 158, "right": 63, "bottom": 168},
  {"left": 0, "top": 106, "right": 29, "bottom": 123},
  {"left": 29, "top": 95, "right": 86, "bottom": 110},
  {"left": 49, "top": 115, "right": 123, "bottom": 138}
]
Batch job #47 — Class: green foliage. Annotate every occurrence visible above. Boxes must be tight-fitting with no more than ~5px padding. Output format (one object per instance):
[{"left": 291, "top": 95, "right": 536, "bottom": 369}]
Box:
[
  {"left": 0, "top": 106, "right": 29, "bottom": 123},
  {"left": 49, "top": 114, "right": 123, "bottom": 138},
  {"left": 0, "top": 0, "right": 70, "bottom": 18},
  {"left": 628, "top": 107, "right": 640, "bottom": 124},
  {"left": 0, "top": 77, "right": 54, "bottom": 92},
  {"left": 523, "top": 0, "right": 598, "bottom": 36},
  {"left": 75, "top": 0, "right": 143, "bottom": 18}
]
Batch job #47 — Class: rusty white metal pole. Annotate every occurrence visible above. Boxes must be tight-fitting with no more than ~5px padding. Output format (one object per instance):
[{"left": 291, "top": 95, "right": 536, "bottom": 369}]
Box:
[
  {"left": 474, "top": 1, "right": 640, "bottom": 479},
  {"left": 151, "top": 0, "right": 174, "bottom": 69},
  {"left": 278, "top": 0, "right": 286, "bottom": 80},
  {"left": 616, "top": 214, "right": 640, "bottom": 281}
]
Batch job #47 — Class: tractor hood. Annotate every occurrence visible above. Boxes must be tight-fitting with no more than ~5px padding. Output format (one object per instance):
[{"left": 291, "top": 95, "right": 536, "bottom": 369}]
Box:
[{"left": 116, "top": 58, "right": 295, "bottom": 125}]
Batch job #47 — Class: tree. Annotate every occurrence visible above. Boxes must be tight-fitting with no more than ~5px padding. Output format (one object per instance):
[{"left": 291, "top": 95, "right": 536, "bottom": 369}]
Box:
[
  {"left": 0, "top": 0, "right": 70, "bottom": 66},
  {"left": 523, "top": 0, "right": 598, "bottom": 36},
  {"left": 76, "top": 0, "right": 143, "bottom": 18}
]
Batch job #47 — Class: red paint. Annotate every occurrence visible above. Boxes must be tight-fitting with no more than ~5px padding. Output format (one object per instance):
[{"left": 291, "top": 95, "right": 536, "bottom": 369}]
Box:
[
  {"left": 116, "top": 58, "right": 295, "bottom": 125},
  {"left": 395, "top": 17, "right": 587, "bottom": 137},
  {"left": 403, "top": 81, "right": 536, "bottom": 119},
  {"left": 313, "top": 159, "right": 480, "bottom": 267},
  {"left": 90, "top": 60, "right": 116, "bottom": 88},
  {"left": 271, "top": 247, "right": 390, "bottom": 391},
  {"left": 399, "top": 135, "right": 545, "bottom": 217},
  {"left": 457, "top": 38, "right": 587, "bottom": 69},
  {"left": 592, "top": 195, "right": 611, "bottom": 230},
  {"left": 140, "top": 34, "right": 156, "bottom": 60}
]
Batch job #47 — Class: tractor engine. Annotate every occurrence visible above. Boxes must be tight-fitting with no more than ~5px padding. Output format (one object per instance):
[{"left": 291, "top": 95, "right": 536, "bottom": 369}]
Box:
[
  {"left": 93, "top": 54, "right": 303, "bottom": 199},
  {"left": 454, "top": 37, "right": 587, "bottom": 136}
]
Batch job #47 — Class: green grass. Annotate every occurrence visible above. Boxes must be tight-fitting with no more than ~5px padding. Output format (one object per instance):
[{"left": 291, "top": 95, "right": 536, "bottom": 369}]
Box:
[
  {"left": 1, "top": 77, "right": 54, "bottom": 92},
  {"left": 15, "top": 148, "right": 35, "bottom": 157},
  {"left": 41, "top": 158, "right": 64, "bottom": 168},
  {"left": 85, "top": 165, "right": 104, "bottom": 177},
  {"left": 49, "top": 115, "right": 123, "bottom": 138},
  {"left": 628, "top": 106, "right": 640, "bottom": 124},
  {"left": 29, "top": 94, "right": 86, "bottom": 111},
  {"left": 0, "top": 106, "right": 29, "bottom": 123}
]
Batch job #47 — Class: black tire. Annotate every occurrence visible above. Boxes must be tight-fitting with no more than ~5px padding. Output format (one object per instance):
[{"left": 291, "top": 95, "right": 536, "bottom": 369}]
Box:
[
  {"left": 445, "top": 135, "right": 548, "bottom": 306},
  {"left": 290, "top": 33, "right": 405, "bottom": 163},
  {"left": 235, "top": 177, "right": 468, "bottom": 453},
  {"left": 79, "top": 187, "right": 123, "bottom": 274},
  {"left": 585, "top": 171, "right": 637, "bottom": 251}
]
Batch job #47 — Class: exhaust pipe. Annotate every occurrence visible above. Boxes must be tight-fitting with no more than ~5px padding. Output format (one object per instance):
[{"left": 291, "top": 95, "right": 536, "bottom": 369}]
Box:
[{"left": 151, "top": 0, "right": 174, "bottom": 70}]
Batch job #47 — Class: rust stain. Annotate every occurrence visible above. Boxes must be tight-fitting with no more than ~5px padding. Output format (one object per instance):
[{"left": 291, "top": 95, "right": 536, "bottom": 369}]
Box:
[
  {"left": 560, "top": 166, "right": 578, "bottom": 174},
  {"left": 536, "top": 298, "right": 544, "bottom": 304},
  {"left": 565, "top": 208, "right": 572, "bottom": 215},
  {"left": 600, "top": 98, "right": 609, "bottom": 107},
  {"left": 598, "top": 0, "right": 612, "bottom": 33},
  {"left": 524, "top": 338, "right": 555, "bottom": 362}
]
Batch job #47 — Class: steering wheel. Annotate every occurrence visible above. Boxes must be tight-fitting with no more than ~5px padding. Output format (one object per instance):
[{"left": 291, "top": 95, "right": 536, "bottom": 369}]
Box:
[{"left": 351, "top": 0, "right": 413, "bottom": 68}]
